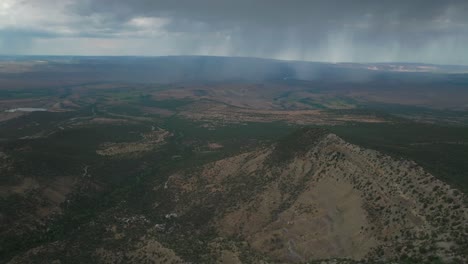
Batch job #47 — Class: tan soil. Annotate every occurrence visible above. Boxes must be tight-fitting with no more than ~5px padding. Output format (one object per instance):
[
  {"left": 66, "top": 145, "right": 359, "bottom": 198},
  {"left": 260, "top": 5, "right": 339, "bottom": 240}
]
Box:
[{"left": 167, "top": 133, "right": 468, "bottom": 263}]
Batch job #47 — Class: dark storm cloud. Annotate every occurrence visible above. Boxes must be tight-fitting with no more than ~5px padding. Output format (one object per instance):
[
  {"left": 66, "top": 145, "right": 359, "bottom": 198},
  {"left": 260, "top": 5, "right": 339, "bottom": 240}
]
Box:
[
  {"left": 67, "top": 0, "right": 468, "bottom": 63},
  {"left": 1, "top": 0, "right": 468, "bottom": 64},
  {"left": 73, "top": 0, "right": 468, "bottom": 33}
]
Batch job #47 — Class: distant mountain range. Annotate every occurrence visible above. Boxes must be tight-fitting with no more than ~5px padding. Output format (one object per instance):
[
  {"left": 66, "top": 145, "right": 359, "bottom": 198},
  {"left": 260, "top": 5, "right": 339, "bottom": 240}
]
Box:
[{"left": 1, "top": 56, "right": 468, "bottom": 83}]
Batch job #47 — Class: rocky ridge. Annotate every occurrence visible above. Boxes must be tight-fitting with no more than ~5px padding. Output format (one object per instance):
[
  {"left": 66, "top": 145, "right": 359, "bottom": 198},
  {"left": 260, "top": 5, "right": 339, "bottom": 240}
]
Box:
[{"left": 166, "top": 129, "right": 467, "bottom": 263}]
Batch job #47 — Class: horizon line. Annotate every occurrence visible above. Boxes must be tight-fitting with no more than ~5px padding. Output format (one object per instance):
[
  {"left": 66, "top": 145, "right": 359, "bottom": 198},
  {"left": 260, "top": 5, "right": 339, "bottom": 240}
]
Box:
[{"left": 1, "top": 54, "right": 468, "bottom": 67}]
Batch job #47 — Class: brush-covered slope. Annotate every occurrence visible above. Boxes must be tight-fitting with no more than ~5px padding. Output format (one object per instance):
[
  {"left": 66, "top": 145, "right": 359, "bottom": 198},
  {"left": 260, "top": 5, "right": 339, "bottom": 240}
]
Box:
[
  {"left": 166, "top": 128, "right": 467, "bottom": 263},
  {"left": 6, "top": 128, "right": 467, "bottom": 263}
]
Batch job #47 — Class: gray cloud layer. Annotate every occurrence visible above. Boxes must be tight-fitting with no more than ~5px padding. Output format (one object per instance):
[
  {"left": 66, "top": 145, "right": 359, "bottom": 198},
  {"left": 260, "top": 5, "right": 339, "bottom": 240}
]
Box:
[{"left": 1, "top": 0, "right": 468, "bottom": 64}]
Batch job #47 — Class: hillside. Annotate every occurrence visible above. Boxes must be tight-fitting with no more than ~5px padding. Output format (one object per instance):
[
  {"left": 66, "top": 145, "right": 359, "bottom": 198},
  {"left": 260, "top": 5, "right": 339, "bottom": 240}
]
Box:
[{"left": 6, "top": 128, "right": 467, "bottom": 263}]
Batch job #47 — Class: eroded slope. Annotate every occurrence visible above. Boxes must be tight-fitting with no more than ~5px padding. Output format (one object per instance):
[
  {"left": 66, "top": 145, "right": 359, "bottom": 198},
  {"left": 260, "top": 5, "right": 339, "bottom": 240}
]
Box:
[{"left": 166, "top": 129, "right": 467, "bottom": 263}]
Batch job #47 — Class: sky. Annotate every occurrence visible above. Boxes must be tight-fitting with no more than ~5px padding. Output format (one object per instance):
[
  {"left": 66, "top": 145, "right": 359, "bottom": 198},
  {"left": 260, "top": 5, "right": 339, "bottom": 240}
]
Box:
[{"left": 0, "top": 0, "right": 467, "bottom": 65}]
